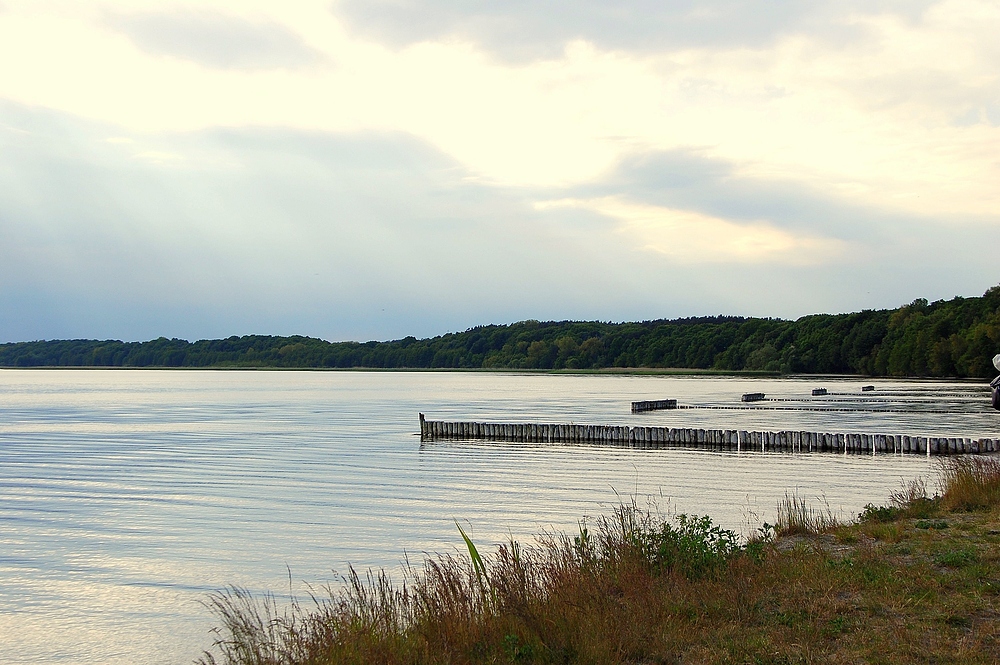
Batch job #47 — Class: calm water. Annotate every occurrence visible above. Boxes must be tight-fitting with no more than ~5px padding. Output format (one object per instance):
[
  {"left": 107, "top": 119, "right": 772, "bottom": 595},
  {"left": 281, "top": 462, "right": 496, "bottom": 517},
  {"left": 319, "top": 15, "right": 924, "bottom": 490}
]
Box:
[{"left": 0, "top": 370, "right": 995, "bottom": 664}]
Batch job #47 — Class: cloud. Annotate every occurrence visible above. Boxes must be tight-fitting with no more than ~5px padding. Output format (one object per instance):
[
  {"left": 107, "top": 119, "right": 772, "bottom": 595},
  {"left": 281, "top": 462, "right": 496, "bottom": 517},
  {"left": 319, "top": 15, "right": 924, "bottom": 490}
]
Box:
[
  {"left": 109, "top": 10, "right": 323, "bottom": 70},
  {"left": 331, "top": 0, "right": 937, "bottom": 61},
  {"left": 3, "top": 101, "right": 998, "bottom": 345},
  {"left": 573, "top": 149, "right": 930, "bottom": 240},
  {"left": 536, "top": 196, "right": 847, "bottom": 264},
  {"left": 0, "top": 103, "right": 638, "bottom": 341},
  {"left": 1, "top": 3, "right": 999, "bottom": 342},
  {"left": 1, "top": 2, "right": 997, "bottom": 218}
]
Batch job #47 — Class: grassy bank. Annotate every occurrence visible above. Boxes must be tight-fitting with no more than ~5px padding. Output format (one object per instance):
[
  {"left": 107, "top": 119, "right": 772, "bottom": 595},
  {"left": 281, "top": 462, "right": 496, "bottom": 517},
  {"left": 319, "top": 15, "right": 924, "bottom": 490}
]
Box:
[{"left": 201, "top": 458, "right": 1000, "bottom": 664}]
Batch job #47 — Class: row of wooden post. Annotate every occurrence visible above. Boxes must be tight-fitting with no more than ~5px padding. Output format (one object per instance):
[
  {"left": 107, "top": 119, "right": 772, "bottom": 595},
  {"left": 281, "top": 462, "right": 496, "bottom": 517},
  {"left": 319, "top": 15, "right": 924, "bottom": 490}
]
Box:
[
  {"left": 631, "top": 399, "right": 677, "bottom": 413},
  {"left": 418, "top": 414, "right": 997, "bottom": 455}
]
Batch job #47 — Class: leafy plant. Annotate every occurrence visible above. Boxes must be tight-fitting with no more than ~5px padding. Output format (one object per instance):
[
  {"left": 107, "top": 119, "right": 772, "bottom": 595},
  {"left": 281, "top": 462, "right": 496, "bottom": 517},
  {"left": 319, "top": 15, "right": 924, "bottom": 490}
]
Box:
[
  {"left": 859, "top": 503, "right": 900, "bottom": 523},
  {"left": 639, "top": 513, "right": 743, "bottom": 578},
  {"left": 933, "top": 548, "right": 978, "bottom": 568}
]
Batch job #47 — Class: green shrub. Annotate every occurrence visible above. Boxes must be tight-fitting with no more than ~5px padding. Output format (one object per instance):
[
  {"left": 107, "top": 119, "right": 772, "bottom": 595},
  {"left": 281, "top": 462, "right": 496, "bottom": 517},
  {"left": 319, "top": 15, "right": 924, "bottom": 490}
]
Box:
[
  {"left": 636, "top": 513, "right": 743, "bottom": 579},
  {"left": 859, "top": 504, "right": 900, "bottom": 523}
]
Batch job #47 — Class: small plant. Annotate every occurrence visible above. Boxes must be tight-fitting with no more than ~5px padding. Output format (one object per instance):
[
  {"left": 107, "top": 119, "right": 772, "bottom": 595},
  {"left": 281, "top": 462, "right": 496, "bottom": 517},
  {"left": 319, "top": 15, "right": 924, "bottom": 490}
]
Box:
[
  {"left": 637, "top": 513, "right": 743, "bottom": 579},
  {"left": 859, "top": 503, "right": 900, "bottom": 523},
  {"left": 572, "top": 521, "right": 593, "bottom": 565},
  {"left": 598, "top": 502, "right": 744, "bottom": 580},
  {"left": 775, "top": 492, "right": 839, "bottom": 536},
  {"left": 881, "top": 477, "right": 941, "bottom": 518},
  {"left": 742, "top": 522, "right": 774, "bottom": 562},
  {"left": 857, "top": 478, "right": 941, "bottom": 525},
  {"left": 915, "top": 519, "right": 949, "bottom": 530},
  {"left": 822, "top": 615, "right": 849, "bottom": 637},
  {"left": 456, "top": 520, "right": 489, "bottom": 599},
  {"left": 757, "top": 522, "right": 775, "bottom": 542},
  {"left": 889, "top": 477, "right": 929, "bottom": 508},
  {"left": 502, "top": 634, "right": 535, "bottom": 662},
  {"left": 933, "top": 548, "right": 978, "bottom": 568},
  {"left": 863, "top": 521, "right": 904, "bottom": 543},
  {"left": 835, "top": 528, "right": 859, "bottom": 544},
  {"left": 902, "top": 496, "right": 940, "bottom": 519}
]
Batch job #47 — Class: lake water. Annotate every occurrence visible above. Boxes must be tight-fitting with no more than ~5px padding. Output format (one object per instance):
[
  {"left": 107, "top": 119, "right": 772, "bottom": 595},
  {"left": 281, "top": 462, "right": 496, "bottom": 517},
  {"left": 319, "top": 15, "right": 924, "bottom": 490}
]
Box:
[{"left": 0, "top": 370, "right": 995, "bottom": 664}]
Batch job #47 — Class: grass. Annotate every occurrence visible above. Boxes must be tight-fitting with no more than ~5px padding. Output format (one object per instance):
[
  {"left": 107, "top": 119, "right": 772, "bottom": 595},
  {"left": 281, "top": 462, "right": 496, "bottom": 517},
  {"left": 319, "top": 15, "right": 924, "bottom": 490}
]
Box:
[
  {"left": 939, "top": 456, "right": 1000, "bottom": 511},
  {"left": 201, "top": 457, "right": 1000, "bottom": 664},
  {"left": 774, "top": 492, "right": 839, "bottom": 536}
]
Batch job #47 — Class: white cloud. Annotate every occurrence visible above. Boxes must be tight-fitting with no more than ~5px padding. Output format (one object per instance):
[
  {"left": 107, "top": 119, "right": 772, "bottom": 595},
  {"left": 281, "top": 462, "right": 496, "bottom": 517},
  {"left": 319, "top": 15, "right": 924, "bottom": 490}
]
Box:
[
  {"left": 108, "top": 9, "right": 324, "bottom": 71},
  {"left": 0, "top": 0, "right": 992, "bottom": 219},
  {"left": 536, "top": 197, "right": 847, "bottom": 263}
]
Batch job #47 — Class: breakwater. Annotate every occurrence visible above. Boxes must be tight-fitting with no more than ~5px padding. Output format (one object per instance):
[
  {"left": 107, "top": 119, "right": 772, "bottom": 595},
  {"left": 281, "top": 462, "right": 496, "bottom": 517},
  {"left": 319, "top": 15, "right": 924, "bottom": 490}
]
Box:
[
  {"left": 631, "top": 399, "right": 677, "bottom": 412},
  {"left": 418, "top": 414, "right": 997, "bottom": 455}
]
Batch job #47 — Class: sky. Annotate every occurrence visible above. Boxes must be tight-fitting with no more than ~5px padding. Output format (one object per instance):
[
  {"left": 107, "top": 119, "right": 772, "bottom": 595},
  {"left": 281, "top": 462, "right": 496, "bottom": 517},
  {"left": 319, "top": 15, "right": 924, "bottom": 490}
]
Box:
[{"left": 0, "top": 0, "right": 998, "bottom": 343}]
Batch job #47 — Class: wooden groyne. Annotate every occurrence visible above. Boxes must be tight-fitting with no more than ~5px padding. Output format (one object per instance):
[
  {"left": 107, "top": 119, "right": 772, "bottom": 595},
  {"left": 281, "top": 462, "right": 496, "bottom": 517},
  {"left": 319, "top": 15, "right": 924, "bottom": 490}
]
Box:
[
  {"left": 631, "top": 399, "right": 677, "bottom": 413},
  {"left": 418, "top": 414, "right": 997, "bottom": 455}
]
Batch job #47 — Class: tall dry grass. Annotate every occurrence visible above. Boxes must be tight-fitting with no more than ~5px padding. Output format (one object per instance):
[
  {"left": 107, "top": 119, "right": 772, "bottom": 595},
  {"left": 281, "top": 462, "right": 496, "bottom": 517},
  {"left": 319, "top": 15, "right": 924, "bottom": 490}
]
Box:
[
  {"left": 856, "top": 456, "right": 1000, "bottom": 521},
  {"left": 773, "top": 492, "right": 839, "bottom": 536},
  {"left": 939, "top": 456, "right": 1000, "bottom": 511},
  {"left": 889, "top": 476, "right": 929, "bottom": 508},
  {"left": 199, "top": 504, "right": 753, "bottom": 665}
]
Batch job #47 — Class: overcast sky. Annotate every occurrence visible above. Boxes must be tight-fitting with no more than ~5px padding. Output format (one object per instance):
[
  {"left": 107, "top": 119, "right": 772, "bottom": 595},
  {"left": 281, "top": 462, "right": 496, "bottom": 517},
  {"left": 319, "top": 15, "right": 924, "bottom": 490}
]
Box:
[{"left": 1, "top": 0, "right": 998, "bottom": 343}]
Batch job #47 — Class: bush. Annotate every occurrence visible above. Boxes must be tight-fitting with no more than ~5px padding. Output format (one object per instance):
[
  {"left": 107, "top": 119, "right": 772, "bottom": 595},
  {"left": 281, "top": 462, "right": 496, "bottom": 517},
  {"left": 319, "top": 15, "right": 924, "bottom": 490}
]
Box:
[
  {"left": 859, "top": 504, "right": 900, "bottom": 523},
  {"left": 633, "top": 513, "right": 743, "bottom": 579}
]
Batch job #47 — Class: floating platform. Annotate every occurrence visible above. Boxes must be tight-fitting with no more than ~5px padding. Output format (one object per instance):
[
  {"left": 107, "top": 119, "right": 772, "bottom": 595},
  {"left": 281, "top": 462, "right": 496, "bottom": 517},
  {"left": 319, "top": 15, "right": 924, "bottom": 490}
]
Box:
[
  {"left": 741, "top": 392, "right": 766, "bottom": 402},
  {"left": 418, "top": 414, "right": 996, "bottom": 455},
  {"left": 811, "top": 388, "right": 828, "bottom": 396}
]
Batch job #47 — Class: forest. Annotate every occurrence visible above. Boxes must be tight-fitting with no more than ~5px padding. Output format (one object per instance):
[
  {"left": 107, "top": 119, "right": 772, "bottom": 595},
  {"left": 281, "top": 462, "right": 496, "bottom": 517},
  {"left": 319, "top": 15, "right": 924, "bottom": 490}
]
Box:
[{"left": 4, "top": 285, "right": 1000, "bottom": 378}]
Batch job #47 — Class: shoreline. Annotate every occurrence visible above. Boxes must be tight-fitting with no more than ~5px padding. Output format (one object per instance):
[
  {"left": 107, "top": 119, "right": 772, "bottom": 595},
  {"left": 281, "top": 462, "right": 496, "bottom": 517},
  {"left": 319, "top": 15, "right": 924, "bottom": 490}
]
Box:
[
  {"left": 200, "top": 457, "right": 1000, "bottom": 665},
  {"left": 0, "top": 365, "right": 991, "bottom": 382}
]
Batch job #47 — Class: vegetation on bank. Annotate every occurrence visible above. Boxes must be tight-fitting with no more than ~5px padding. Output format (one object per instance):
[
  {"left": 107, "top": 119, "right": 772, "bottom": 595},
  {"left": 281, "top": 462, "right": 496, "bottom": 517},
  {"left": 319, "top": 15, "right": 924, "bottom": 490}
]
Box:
[
  {"left": 5, "top": 285, "right": 1000, "bottom": 377},
  {"left": 201, "top": 457, "right": 1000, "bottom": 664}
]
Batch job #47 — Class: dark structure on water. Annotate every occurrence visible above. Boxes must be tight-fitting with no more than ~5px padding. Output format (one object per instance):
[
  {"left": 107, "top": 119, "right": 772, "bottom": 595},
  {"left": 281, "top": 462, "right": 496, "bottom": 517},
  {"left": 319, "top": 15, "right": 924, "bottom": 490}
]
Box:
[
  {"left": 418, "top": 414, "right": 995, "bottom": 456},
  {"left": 631, "top": 399, "right": 677, "bottom": 413}
]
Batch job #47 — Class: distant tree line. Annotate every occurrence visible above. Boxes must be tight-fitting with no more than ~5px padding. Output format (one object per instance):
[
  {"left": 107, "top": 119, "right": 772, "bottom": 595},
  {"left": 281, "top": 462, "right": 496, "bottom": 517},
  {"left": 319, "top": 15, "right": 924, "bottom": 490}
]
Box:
[{"left": 4, "top": 286, "right": 1000, "bottom": 378}]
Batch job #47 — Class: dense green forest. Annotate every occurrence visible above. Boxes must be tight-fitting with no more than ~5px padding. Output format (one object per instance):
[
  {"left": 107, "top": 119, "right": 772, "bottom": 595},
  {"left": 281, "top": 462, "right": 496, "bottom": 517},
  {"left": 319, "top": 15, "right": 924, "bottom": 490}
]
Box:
[{"left": 4, "top": 286, "right": 1000, "bottom": 377}]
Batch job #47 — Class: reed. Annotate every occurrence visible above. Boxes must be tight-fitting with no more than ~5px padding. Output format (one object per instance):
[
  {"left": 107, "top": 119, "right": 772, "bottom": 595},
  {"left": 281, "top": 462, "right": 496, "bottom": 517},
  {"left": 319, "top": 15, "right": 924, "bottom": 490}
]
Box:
[
  {"left": 889, "top": 476, "right": 928, "bottom": 508},
  {"left": 939, "top": 456, "right": 1000, "bottom": 511},
  {"left": 773, "top": 492, "right": 839, "bottom": 536}
]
